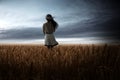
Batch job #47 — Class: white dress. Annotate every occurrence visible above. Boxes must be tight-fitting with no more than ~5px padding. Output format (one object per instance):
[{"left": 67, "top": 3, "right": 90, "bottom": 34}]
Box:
[{"left": 45, "top": 34, "right": 58, "bottom": 46}]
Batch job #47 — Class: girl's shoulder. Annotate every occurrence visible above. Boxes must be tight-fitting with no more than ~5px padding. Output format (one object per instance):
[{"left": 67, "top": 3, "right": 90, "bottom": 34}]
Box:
[
  {"left": 44, "top": 22, "right": 49, "bottom": 25},
  {"left": 43, "top": 22, "right": 47, "bottom": 26},
  {"left": 44, "top": 22, "right": 52, "bottom": 26}
]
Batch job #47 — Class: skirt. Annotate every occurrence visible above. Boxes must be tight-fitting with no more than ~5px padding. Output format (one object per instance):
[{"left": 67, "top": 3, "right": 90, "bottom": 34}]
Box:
[{"left": 44, "top": 34, "right": 58, "bottom": 46}]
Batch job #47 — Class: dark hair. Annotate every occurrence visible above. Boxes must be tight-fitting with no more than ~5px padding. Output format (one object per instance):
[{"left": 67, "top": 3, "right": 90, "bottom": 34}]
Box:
[{"left": 46, "top": 14, "right": 58, "bottom": 30}]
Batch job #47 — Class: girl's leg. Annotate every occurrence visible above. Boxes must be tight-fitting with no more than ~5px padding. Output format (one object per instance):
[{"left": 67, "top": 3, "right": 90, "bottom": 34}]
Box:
[
  {"left": 50, "top": 45, "right": 53, "bottom": 48},
  {"left": 47, "top": 45, "right": 54, "bottom": 49},
  {"left": 47, "top": 46, "right": 50, "bottom": 49},
  {"left": 48, "top": 45, "right": 53, "bottom": 50}
]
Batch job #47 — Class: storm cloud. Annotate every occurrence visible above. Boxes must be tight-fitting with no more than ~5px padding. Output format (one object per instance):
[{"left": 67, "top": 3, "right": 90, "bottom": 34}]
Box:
[
  {"left": 1, "top": 15, "right": 119, "bottom": 42},
  {"left": 0, "top": 0, "right": 120, "bottom": 43}
]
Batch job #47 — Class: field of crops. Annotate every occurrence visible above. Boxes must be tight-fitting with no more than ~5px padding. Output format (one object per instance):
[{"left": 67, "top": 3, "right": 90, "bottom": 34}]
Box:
[{"left": 0, "top": 44, "right": 120, "bottom": 80}]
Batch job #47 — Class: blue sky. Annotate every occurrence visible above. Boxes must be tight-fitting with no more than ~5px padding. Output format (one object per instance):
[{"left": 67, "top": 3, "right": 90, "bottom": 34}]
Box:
[{"left": 0, "top": 0, "right": 120, "bottom": 43}]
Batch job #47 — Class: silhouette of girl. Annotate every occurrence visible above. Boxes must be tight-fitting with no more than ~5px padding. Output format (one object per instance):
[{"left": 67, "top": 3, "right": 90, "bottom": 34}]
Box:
[{"left": 43, "top": 14, "right": 58, "bottom": 49}]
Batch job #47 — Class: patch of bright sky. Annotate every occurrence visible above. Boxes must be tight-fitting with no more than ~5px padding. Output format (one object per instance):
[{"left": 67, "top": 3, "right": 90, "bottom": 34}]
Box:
[{"left": 0, "top": 37, "right": 117, "bottom": 44}]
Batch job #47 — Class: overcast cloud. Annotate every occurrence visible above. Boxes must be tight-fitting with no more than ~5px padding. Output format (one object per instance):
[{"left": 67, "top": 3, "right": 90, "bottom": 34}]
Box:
[{"left": 0, "top": 0, "right": 120, "bottom": 43}]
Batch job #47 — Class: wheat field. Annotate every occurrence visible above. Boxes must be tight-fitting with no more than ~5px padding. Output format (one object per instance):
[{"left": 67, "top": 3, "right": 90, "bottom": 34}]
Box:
[{"left": 0, "top": 44, "right": 120, "bottom": 80}]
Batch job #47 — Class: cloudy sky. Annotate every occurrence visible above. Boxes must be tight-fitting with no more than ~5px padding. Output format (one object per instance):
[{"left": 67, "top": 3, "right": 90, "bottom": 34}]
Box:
[{"left": 0, "top": 0, "right": 120, "bottom": 43}]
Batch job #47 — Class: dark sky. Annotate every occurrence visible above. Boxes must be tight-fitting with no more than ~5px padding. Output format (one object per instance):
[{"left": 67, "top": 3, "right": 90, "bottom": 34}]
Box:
[{"left": 0, "top": 0, "right": 120, "bottom": 43}]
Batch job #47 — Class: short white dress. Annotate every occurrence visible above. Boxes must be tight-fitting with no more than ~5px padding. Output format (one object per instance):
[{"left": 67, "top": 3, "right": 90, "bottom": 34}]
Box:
[{"left": 45, "top": 34, "right": 58, "bottom": 46}]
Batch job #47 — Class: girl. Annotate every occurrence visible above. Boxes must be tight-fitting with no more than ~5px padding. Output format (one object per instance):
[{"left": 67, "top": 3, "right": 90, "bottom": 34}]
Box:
[{"left": 43, "top": 14, "right": 58, "bottom": 49}]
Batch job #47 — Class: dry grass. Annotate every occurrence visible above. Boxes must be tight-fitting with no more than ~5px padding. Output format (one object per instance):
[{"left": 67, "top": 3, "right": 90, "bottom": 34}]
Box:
[{"left": 0, "top": 44, "right": 120, "bottom": 80}]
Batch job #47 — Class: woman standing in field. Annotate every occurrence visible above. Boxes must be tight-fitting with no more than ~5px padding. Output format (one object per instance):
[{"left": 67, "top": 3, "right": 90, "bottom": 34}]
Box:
[{"left": 43, "top": 14, "right": 58, "bottom": 49}]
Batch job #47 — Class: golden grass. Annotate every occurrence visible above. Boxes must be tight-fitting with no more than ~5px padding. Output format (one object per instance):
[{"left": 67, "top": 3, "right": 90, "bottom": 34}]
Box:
[{"left": 0, "top": 44, "right": 120, "bottom": 80}]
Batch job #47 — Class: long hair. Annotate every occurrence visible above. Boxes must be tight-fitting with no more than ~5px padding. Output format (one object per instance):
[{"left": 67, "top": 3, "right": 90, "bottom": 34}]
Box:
[{"left": 46, "top": 14, "right": 58, "bottom": 30}]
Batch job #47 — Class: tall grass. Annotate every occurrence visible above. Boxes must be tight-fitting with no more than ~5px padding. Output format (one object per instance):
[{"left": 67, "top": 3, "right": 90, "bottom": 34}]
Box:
[{"left": 0, "top": 44, "right": 120, "bottom": 80}]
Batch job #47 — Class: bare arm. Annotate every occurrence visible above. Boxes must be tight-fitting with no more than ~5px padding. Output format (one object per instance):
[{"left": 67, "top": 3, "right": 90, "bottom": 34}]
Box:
[{"left": 43, "top": 24, "right": 45, "bottom": 34}]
